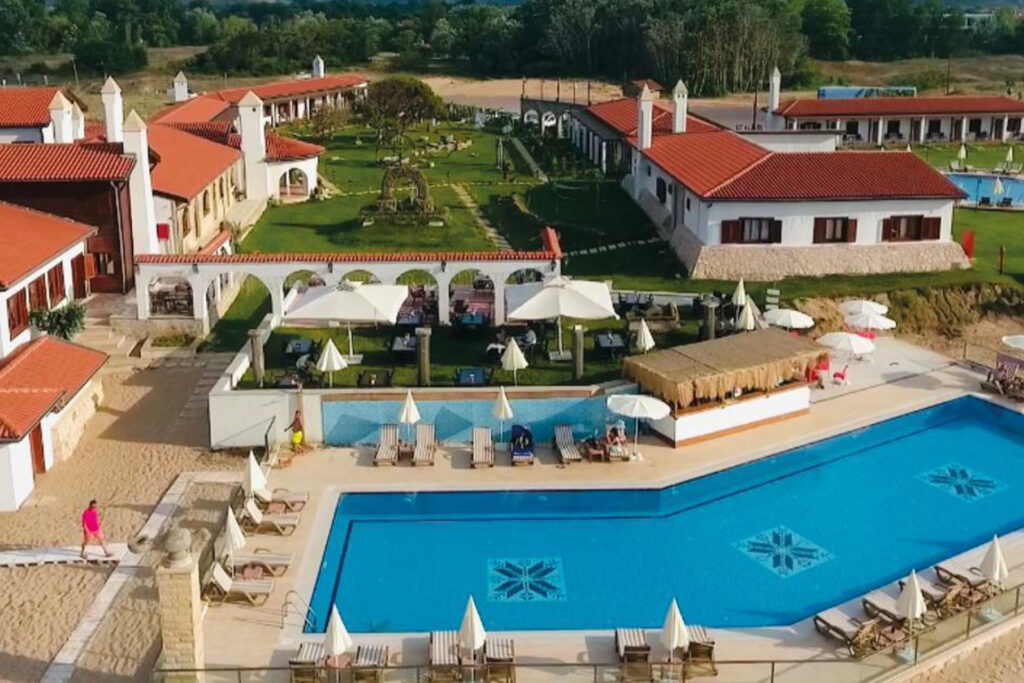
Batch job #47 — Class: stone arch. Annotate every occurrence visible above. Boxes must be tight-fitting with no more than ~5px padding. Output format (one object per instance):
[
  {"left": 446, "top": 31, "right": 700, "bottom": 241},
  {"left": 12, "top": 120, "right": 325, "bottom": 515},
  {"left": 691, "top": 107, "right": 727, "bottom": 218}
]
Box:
[
  {"left": 541, "top": 111, "right": 557, "bottom": 127},
  {"left": 340, "top": 269, "right": 380, "bottom": 284},
  {"left": 147, "top": 276, "right": 193, "bottom": 317},
  {"left": 505, "top": 268, "right": 545, "bottom": 286},
  {"left": 278, "top": 167, "right": 310, "bottom": 200},
  {"left": 448, "top": 268, "right": 494, "bottom": 326},
  {"left": 377, "top": 165, "right": 434, "bottom": 213},
  {"left": 397, "top": 269, "right": 438, "bottom": 325},
  {"left": 522, "top": 109, "right": 539, "bottom": 125},
  {"left": 283, "top": 269, "right": 325, "bottom": 295}
]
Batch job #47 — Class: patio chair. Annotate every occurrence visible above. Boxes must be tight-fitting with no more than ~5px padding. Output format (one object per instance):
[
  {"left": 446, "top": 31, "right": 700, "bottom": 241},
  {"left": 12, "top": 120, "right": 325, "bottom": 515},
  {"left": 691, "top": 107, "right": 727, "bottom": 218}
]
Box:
[
  {"left": 995, "top": 162, "right": 1008, "bottom": 174},
  {"left": 949, "top": 159, "right": 965, "bottom": 172},
  {"left": 225, "top": 548, "right": 294, "bottom": 577},
  {"left": 554, "top": 424, "right": 582, "bottom": 464},
  {"left": 1008, "top": 163, "right": 1022, "bottom": 174},
  {"left": 813, "top": 609, "right": 880, "bottom": 658},
  {"left": 615, "top": 628, "right": 652, "bottom": 682},
  {"left": 205, "top": 562, "right": 274, "bottom": 605},
  {"left": 472, "top": 426, "right": 494, "bottom": 468},
  {"left": 999, "top": 196, "right": 1013, "bottom": 208},
  {"left": 484, "top": 637, "right": 515, "bottom": 683},
  {"left": 241, "top": 498, "right": 300, "bottom": 536},
  {"left": 979, "top": 196, "right": 992, "bottom": 207},
  {"left": 253, "top": 486, "right": 308, "bottom": 512},
  {"left": 374, "top": 423, "right": 399, "bottom": 466},
  {"left": 429, "top": 630, "right": 462, "bottom": 682},
  {"left": 353, "top": 644, "right": 389, "bottom": 683},
  {"left": 412, "top": 422, "right": 437, "bottom": 466},
  {"left": 900, "top": 573, "right": 966, "bottom": 618},
  {"left": 685, "top": 625, "right": 717, "bottom": 677},
  {"left": 935, "top": 559, "right": 1000, "bottom": 595},
  {"left": 509, "top": 424, "right": 535, "bottom": 466}
]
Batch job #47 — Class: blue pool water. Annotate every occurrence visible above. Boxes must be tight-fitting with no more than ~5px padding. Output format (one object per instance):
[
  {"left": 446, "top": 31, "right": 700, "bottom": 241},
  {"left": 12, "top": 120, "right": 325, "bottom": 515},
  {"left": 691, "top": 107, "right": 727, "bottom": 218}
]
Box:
[
  {"left": 308, "top": 397, "right": 1024, "bottom": 633},
  {"left": 948, "top": 172, "right": 1024, "bottom": 205}
]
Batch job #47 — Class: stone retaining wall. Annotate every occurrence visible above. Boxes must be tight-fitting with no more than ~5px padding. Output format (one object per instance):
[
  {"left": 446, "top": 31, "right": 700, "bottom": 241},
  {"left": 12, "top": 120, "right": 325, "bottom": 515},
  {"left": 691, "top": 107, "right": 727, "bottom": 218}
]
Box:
[{"left": 51, "top": 378, "right": 104, "bottom": 463}]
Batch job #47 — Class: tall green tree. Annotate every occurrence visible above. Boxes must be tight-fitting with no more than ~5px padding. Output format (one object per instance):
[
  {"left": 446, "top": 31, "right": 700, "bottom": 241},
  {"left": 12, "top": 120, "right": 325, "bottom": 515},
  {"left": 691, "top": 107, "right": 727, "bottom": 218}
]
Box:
[{"left": 801, "top": 0, "right": 851, "bottom": 60}]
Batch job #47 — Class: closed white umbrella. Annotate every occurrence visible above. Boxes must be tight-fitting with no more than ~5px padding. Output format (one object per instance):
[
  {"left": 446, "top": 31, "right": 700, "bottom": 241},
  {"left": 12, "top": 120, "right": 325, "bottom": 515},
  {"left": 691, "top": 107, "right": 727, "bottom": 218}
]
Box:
[
  {"left": 398, "top": 390, "right": 421, "bottom": 443},
  {"left": 606, "top": 394, "right": 670, "bottom": 459},
  {"left": 993, "top": 176, "right": 1005, "bottom": 196},
  {"left": 735, "top": 296, "right": 756, "bottom": 332},
  {"left": 458, "top": 596, "right": 487, "bottom": 660},
  {"left": 731, "top": 279, "right": 746, "bottom": 307},
  {"left": 316, "top": 338, "right": 347, "bottom": 387},
  {"left": 501, "top": 338, "right": 529, "bottom": 385},
  {"left": 957, "top": 144, "right": 967, "bottom": 161},
  {"left": 660, "top": 598, "right": 690, "bottom": 657},
  {"left": 980, "top": 535, "right": 1009, "bottom": 587},
  {"left": 224, "top": 507, "right": 247, "bottom": 555},
  {"left": 325, "top": 604, "right": 355, "bottom": 657},
  {"left": 897, "top": 569, "right": 927, "bottom": 625},
  {"left": 818, "top": 332, "right": 876, "bottom": 356},
  {"left": 1007, "top": 147, "right": 1015, "bottom": 164},
  {"left": 764, "top": 308, "right": 814, "bottom": 330},
  {"left": 637, "top": 318, "right": 656, "bottom": 353},
  {"left": 1002, "top": 335, "right": 1024, "bottom": 351},
  {"left": 508, "top": 277, "right": 617, "bottom": 356},
  {"left": 845, "top": 311, "right": 896, "bottom": 331},
  {"left": 839, "top": 299, "right": 888, "bottom": 316},
  {"left": 493, "top": 386, "right": 514, "bottom": 444},
  {"left": 243, "top": 450, "right": 267, "bottom": 498}
]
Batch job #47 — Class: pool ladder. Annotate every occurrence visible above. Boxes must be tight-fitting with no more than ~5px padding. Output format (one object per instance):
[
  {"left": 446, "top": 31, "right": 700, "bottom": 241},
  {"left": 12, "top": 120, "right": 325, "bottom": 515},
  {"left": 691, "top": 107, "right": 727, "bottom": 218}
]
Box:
[{"left": 281, "top": 590, "right": 317, "bottom": 630}]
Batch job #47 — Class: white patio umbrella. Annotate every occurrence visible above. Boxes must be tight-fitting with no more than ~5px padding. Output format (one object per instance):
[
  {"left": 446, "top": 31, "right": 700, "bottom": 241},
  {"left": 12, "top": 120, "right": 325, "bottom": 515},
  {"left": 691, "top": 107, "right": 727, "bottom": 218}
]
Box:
[
  {"left": 285, "top": 280, "right": 408, "bottom": 360},
  {"left": 325, "top": 604, "right": 355, "bottom": 658},
  {"left": 839, "top": 299, "right": 888, "bottom": 316},
  {"left": 1002, "top": 335, "right": 1024, "bottom": 351},
  {"left": 493, "top": 385, "right": 514, "bottom": 444},
  {"left": 243, "top": 450, "right": 267, "bottom": 498},
  {"left": 224, "top": 507, "right": 247, "bottom": 557},
  {"left": 606, "top": 394, "right": 671, "bottom": 459},
  {"left": 316, "top": 338, "right": 347, "bottom": 387},
  {"left": 845, "top": 311, "right": 896, "bottom": 331},
  {"left": 731, "top": 279, "right": 746, "bottom": 307},
  {"left": 735, "top": 296, "right": 756, "bottom": 332},
  {"left": 508, "top": 276, "right": 617, "bottom": 356},
  {"left": 398, "top": 390, "right": 421, "bottom": 443},
  {"left": 980, "top": 535, "right": 1009, "bottom": 587},
  {"left": 993, "top": 176, "right": 1005, "bottom": 196},
  {"left": 636, "top": 318, "right": 656, "bottom": 353},
  {"left": 763, "top": 308, "right": 814, "bottom": 330},
  {"left": 1007, "top": 147, "right": 1015, "bottom": 164},
  {"left": 897, "top": 570, "right": 928, "bottom": 636},
  {"left": 459, "top": 596, "right": 487, "bottom": 661},
  {"left": 957, "top": 144, "right": 967, "bottom": 161},
  {"left": 660, "top": 599, "right": 690, "bottom": 657},
  {"left": 818, "top": 332, "right": 876, "bottom": 357},
  {"left": 501, "top": 338, "right": 529, "bottom": 385}
]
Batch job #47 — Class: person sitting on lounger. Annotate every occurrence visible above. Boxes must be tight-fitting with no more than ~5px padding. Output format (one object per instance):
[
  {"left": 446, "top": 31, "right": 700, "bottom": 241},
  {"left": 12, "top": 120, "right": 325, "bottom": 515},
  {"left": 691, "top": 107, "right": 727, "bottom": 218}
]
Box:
[{"left": 604, "top": 423, "right": 628, "bottom": 458}]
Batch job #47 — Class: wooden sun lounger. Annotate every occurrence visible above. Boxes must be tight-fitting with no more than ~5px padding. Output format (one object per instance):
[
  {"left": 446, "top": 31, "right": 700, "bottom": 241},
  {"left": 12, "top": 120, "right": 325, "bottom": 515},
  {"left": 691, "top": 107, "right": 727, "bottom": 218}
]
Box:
[
  {"left": 685, "top": 625, "right": 717, "bottom": 676},
  {"left": 205, "top": 562, "right": 274, "bottom": 605},
  {"left": 254, "top": 486, "right": 308, "bottom": 512},
  {"left": 554, "top": 424, "right": 581, "bottom": 464},
  {"left": 935, "top": 559, "right": 1000, "bottom": 596},
  {"left": 241, "top": 498, "right": 300, "bottom": 536},
  {"left": 485, "top": 637, "right": 515, "bottom": 683},
  {"left": 353, "top": 644, "right": 389, "bottom": 683},
  {"left": 862, "top": 590, "right": 904, "bottom": 626},
  {"left": 813, "top": 608, "right": 880, "bottom": 657},
  {"left": 374, "top": 424, "right": 399, "bottom": 466},
  {"left": 413, "top": 423, "right": 436, "bottom": 466},
  {"left": 227, "top": 549, "right": 294, "bottom": 576},
  {"left": 472, "top": 427, "right": 494, "bottom": 468},
  {"left": 901, "top": 573, "right": 969, "bottom": 617},
  {"left": 429, "top": 630, "right": 462, "bottom": 681},
  {"left": 615, "top": 628, "right": 652, "bottom": 682}
]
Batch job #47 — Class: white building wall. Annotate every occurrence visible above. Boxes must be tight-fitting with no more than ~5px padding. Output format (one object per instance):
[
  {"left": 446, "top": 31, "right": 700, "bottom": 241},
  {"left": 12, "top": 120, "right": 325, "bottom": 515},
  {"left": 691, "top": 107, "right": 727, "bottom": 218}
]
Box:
[
  {"left": 153, "top": 195, "right": 178, "bottom": 254},
  {"left": 266, "top": 157, "right": 319, "bottom": 200},
  {"left": 0, "top": 126, "right": 46, "bottom": 143},
  {"left": 0, "top": 243, "right": 84, "bottom": 358},
  {"left": 0, "top": 439, "right": 34, "bottom": 511},
  {"left": 738, "top": 131, "right": 838, "bottom": 152}
]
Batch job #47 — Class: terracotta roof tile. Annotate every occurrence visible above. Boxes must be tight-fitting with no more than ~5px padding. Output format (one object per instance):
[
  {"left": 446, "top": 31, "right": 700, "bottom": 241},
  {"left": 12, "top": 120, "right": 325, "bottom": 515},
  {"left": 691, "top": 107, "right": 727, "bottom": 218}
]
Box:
[
  {"left": 214, "top": 74, "right": 368, "bottom": 103},
  {"left": 150, "top": 95, "right": 231, "bottom": 124},
  {"left": 776, "top": 95, "right": 1024, "bottom": 118},
  {"left": 0, "top": 201, "right": 96, "bottom": 288},
  {"left": 0, "top": 337, "right": 107, "bottom": 441},
  {"left": 0, "top": 87, "right": 60, "bottom": 127},
  {"left": 147, "top": 124, "right": 241, "bottom": 201},
  {"left": 136, "top": 248, "right": 558, "bottom": 265},
  {"left": 643, "top": 131, "right": 770, "bottom": 196},
  {"left": 0, "top": 143, "right": 134, "bottom": 182},
  {"left": 264, "top": 134, "right": 325, "bottom": 161},
  {"left": 585, "top": 97, "right": 721, "bottom": 137}
]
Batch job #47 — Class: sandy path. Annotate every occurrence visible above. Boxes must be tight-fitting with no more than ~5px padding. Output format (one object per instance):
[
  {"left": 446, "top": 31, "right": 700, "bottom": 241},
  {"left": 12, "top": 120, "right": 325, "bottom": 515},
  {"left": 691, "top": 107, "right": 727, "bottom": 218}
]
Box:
[
  {"left": 0, "top": 564, "right": 111, "bottom": 683},
  {"left": 922, "top": 629, "right": 1024, "bottom": 682}
]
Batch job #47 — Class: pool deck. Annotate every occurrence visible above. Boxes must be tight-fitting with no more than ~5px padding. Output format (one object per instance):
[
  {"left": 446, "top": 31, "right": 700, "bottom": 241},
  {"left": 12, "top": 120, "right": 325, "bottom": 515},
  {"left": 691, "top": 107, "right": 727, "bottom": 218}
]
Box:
[{"left": 200, "top": 339, "right": 1024, "bottom": 680}]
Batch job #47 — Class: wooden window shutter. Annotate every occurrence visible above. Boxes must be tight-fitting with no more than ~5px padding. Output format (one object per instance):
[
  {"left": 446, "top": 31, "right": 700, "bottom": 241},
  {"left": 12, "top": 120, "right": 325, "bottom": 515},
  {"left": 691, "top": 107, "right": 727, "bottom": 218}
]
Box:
[
  {"left": 923, "top": 217, "right": 941, "bottom": 240},
  {"left": 83, "top": 253, "right": 97, "bottom": 278},
  {"left": 881, "top": 218, "right": 894, "bottom": 242},
  {"left": 845, "top": 218, "right": 858, "bottom": 243},
  {"left": 721, "top": 220, "right": 741, "bottom": 244},
  {"left": 769, "top": 220, "right": 782, "bottom": 243},
  {"left": 29, "top": 276, "right": 47, "bottom": 310},
  {"left": 812, "top": 218, "right": 826, "bottom": 244}
]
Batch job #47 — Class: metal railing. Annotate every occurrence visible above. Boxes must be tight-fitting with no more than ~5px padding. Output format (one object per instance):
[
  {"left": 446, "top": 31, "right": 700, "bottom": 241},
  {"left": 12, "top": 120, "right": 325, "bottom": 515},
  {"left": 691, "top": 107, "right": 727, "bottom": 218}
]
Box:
[
  {"left": 963, "top": 340, "right": 1023, "bottom": 371},
  {"left": 281, "top": 590, "right": 317, "bottom": 630}
]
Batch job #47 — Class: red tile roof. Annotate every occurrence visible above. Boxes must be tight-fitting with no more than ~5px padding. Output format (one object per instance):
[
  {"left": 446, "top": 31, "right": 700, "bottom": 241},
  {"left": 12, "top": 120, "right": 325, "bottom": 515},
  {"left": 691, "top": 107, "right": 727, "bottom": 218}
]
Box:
[
  {"left": 136, "top": 249, "right": 559, "bottom": 265},
  {"left": 213, "top": 74, "right": 368, "bottom": 103},
  {"left": 585, "top": 97, "right": 721, "bottom": 137},
  {"left": 0, "top": 337, "right": 106, "bottom": 441},
  {"left": 0, "top": 143, "right": 135, "bottom": 182},
  {"left": 150, "top": 95, "right": 232, "bottom": 125},
  {"left": 147, "top": 124, "right": 241, "bottom": 201},
  {"left": 776, "top": 95, "right": 1024, "bottom": 118},
  {"left": 0, "top": 87, "right": 61, "bottom": 127},
  {"left": 643, "top": 131, "right": 770, "bottom": 196},
  {"left": 263, "top": 134, "right": 324, "bottom": 161},
  {"left": 0, "top": 201, "right": 96, "bottom": 288},
  {"left": 706, "top": 150, "right": 966, "bottom": 201}
]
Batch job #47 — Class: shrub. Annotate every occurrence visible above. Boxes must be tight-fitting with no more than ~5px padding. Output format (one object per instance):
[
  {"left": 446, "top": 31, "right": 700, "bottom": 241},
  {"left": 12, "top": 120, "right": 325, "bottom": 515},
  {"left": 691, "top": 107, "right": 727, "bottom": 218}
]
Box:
[{"left": 29, "top": 301, "right": 86, "bottom": 340}]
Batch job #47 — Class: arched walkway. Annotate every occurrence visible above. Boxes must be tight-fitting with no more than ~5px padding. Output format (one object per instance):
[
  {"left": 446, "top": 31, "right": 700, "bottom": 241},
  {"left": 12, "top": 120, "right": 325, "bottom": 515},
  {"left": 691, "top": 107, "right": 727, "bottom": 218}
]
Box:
[
  {"left": 396, "top": 269, "right": 439, "bottom": 326},
  {"left": 147, "top": 277, "right": 193, "bottom": 317},
  {"left": 279, "top": 168, "right": 309, "bottom": 202},
  {"left": 448, "top": 269, "right": 494, "bottom": 327}
]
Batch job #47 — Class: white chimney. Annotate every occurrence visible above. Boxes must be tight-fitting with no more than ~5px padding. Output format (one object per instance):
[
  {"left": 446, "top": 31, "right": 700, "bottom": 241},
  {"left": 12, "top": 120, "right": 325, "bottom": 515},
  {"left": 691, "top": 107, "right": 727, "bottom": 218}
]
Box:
[
  {"left": 637, "top": 84, "right": 655, "bottom": 150},
  {"left": 123, "top": 110, "right": 159, "bottom": 255},
  {"left": 672, "top": 80, "right": 688, "bottom": 134},
  {"left": 173, "top": 71, "right": 190, "bottom": 103},
  {"left": 71, "top": 102, "right": 85, "bottom": 140},
  {"left": 48, "top": 92, "right": 73, "bottom": 143},
  {"left": 101, "top": 77, "right": 123, "bottom": 143},
  {"left": 312, "top": 55, "right": 325, "bottom": 79},
  {"left": 238, "top": 91, "right": 269, "bottom": 200},
  {"left": 767, "top": 66, "right": 781, "bottom": 130}
]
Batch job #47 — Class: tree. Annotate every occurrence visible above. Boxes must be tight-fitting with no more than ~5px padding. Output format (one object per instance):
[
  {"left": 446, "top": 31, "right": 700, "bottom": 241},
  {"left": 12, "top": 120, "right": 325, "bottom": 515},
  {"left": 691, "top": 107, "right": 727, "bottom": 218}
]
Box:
[
  {"left": 802, "top": 0, "right": 851, "bottom": 60},
  {"left": 29, "top": 302, "right": 86, "bottom": 340},
  {"left": 310, "top": 102, "right": 348, "bottom": 140},
  {"left": 362, "top": 76, "right": 443, "bottom": 158}
]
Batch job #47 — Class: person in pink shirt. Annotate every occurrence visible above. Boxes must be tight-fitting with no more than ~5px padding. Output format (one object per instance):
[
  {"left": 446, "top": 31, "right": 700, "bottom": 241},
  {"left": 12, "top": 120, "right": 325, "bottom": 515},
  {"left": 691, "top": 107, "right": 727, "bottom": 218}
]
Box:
[{"left": 80, "top": 499, "right": 111, "bottom": 558}]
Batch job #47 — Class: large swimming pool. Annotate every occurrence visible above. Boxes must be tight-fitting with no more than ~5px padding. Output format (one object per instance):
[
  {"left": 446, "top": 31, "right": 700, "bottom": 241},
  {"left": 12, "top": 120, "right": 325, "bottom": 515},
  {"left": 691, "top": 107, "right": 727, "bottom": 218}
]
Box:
[
  {"left": 308, "top": 397, "right": 1024, "bottom": 633},
  {"left": 948, "top": 172, "right": 1024, "bottom": 205}
]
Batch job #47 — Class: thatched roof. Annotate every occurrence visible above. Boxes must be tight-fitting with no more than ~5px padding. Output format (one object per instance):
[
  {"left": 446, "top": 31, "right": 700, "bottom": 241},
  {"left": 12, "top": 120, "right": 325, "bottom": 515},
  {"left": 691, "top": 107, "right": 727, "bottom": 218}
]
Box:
[{"left": 623, "top": 328, "right": 827, "bottom": 408}]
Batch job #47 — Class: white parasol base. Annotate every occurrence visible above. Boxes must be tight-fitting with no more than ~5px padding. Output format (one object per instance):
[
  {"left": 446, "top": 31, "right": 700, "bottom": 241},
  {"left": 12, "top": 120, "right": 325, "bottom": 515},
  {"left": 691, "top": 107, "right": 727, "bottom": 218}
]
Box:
[{"left": 342, "top": 354, "right": 364, "bottom": 365}]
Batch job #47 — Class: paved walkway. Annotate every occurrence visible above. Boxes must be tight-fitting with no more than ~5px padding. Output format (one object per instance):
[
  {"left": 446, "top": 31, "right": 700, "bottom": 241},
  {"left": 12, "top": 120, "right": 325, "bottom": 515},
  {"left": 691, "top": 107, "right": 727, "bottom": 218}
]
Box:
[
  {"left": 0, "top": 544, "right": 128, "bottom": 568},
  {"left": 452, "top": 183, "right": 512, "bottom": 250}
]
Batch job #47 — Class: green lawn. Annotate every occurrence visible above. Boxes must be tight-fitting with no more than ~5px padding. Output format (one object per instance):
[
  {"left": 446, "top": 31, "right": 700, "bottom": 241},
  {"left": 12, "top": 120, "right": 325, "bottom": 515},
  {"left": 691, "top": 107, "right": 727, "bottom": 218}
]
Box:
[
  {"left": 199, "top": 277, "right": 271, "bottom": 352},
  {"left": 908, "top": 142, "right": 1018, "bottom": 171}
]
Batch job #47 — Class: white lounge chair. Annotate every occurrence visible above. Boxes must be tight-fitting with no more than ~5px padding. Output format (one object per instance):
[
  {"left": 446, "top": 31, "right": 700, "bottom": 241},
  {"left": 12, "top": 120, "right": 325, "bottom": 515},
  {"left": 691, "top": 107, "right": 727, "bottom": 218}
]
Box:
[
  {"left": 412, "top": 423, "right": 436, "bottom": 466},
  {"left": 227, "top": 548, "right": 294, "bottom": 577},
  {"left": 374, "top": 424, "right": 399, "bottom": 466},
  {"left": 472, "top": 427, "right": 494, "bottom": 468},
  {"left": 254, "top": 486, "right": 308, "bottom": 512},
  {"left": 813, "top": 608, "right": 881, "bottom": 657},
  {"left": 206, "top": 562, "right": 274, "bottom": 605},
  {"left": 554, "top": 424, "right": 581, "bottom": 464},
  {"left": 241, "top": 498, "right": 300, "bottom": 536}
]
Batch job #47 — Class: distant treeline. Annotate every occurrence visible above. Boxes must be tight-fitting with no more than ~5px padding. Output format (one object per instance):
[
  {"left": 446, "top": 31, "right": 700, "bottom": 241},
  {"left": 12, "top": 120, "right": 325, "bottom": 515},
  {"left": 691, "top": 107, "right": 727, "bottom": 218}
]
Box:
[{"left": 2, "top": 0, "right": 1024, "bottom": 95}]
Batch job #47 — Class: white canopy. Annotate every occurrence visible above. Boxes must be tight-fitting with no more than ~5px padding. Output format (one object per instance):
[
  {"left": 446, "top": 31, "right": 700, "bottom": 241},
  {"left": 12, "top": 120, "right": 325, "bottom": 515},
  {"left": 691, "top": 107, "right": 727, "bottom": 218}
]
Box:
[
  {"left": 731, "top": 279, "right": 746, "bottom": 307},
  {"left": 957, "top": 144, "right": 967, "bottom": 160},
  {"left": 845, "top": 311, "right": 896, "bottom": 331},
  {"left": 839, "top": 299, "right": 888, "bottom": 316},
  {"left": 501, "top": 338, "right": 529, "bottom": 385},
  {"left": 225, "top": 507, "right": 247, "bottom": 554},
  {"left": 980, "top": 535, "right": 1009, "bottom": 586},
  {"left": 764, "top": 308, "right": 814, "bottom": 330},
  {"left": 243, "top": 451, "right": 267, "bottom": 498},
  {"left": 993, "top": 176, "right": 1005, "bottom": 196},
  {"left": 896, "top": 570, "right": 927, "bottom": 623},
  {"left": 637, "top": 318, "right": 656, "bottom": 353},
  {"left": 1002, "top": 335, "right": 1024, "bottom": 351},
  {"left": 818, "top": 332, "right": 875, "bottom": 356},
  {"left": 735, "top": 296, "right": 756, "bottom": 332},
  {"left": 660, "top": 598, "right": 690, "bottom": 654},
  {"left": 316, "top": 338, "right": 348, "bottom": 386},
  {"left": 325, "top": 604, "right": 355, "bottom": 657},
  {"left": 607, "top": 394, "right": 671, "bottom": 459},
  {"left": 508, "top": 277, "right": 617, "bottom": 356},
  {"left": 459, "top": 596, "right": 487, "bottom": 655}
]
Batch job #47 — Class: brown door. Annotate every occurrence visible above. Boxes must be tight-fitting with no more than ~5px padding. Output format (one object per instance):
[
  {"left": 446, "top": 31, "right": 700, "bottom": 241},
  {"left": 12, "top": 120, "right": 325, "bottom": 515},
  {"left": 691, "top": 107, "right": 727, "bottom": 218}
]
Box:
[
  {"left": 71, "top": 254, "right": 88, "bottom": 299},
  {"left": 29, "top": 425, "right": 46, "bottom": 477}
]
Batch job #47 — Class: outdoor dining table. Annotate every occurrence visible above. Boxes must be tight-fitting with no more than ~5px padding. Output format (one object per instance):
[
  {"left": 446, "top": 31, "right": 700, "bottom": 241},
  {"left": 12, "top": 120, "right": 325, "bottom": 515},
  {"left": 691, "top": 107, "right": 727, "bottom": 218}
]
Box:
[
  {"left": 396, "top": 311, "right": 424, "bottom": 326},
  {"left": 284, "top": 338, "right": 314, "bottom": 360},
  {"left": 594, "top": 331, "right": 626, "bottom": 358},
  {"left": 391, "top": 336, "right": 418, "bottom": 356},
  {"left": 458, "top": 311, "right": 488, "bottom": 330}
]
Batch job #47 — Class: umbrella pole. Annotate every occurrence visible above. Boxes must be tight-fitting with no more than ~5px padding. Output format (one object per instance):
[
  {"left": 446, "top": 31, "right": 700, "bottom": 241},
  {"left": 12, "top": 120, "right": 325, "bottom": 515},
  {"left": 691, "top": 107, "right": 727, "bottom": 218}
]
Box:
[
  {"left": 634, "top": 417, "right": 639, "bottom": 459},
  {"left": 557, "top": 315, "right": 564, "bottom": 355},
  {"left": 347, "top": 323, "right": 355, "bottom": 358}
]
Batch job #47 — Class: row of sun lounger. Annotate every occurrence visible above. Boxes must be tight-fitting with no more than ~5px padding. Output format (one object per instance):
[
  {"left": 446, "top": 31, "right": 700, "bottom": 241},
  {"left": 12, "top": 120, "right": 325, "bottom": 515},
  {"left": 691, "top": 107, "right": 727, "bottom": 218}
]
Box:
[
  {"left": 373, "top": 423, "right": 437, "bottom": 466},
  {"left": 291, "top": 641, "right": 390, "bottom": 683}
]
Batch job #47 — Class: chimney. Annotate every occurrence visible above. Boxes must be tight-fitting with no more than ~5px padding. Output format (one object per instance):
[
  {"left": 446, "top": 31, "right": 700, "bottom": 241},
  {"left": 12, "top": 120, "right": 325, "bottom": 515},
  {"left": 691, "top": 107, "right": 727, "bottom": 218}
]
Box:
[
  {"left": 173, "top": 71, "right": 190, "bottom": 103},
  {"left": 71, "top": 102, "right": 85, "bottom": 140},
  {"left": 101, "top": 77, "right": 124, "bottom": 143},
  {"left": 312, "top": 55, "right": 325, "bottom": 79},
  {"left": 123, "top": 110, "right": 159, "bottom": 255},
  {"left": 672, "top": 80, "right": 688, "bottom": 134},
  {"left": 238, "top": 91, "right": 269, "bottom": 200},
  {"left": 48, "top": 92, "right": 73, "bottom": 143},
  {"left": 767, "top": 66, "right": 781, "bottom": 130},
  {"left": 637, "top": 84, "right": 654, "bottom": 150}
]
